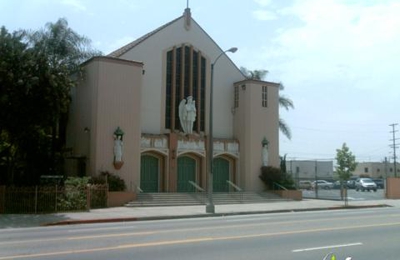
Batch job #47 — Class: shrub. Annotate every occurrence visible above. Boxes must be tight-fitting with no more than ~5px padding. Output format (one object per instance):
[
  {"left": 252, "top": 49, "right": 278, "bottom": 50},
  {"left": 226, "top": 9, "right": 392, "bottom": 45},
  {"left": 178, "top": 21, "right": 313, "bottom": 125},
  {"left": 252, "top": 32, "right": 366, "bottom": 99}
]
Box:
[
  {"left": 90, "top": 171, "right": 126, "bottom": 191},
  {"left": 259, "top": 166, "right": 296, "bottom": 190},
  {"left": 57, "top": 177, "right": 89, "bottom": 211}
]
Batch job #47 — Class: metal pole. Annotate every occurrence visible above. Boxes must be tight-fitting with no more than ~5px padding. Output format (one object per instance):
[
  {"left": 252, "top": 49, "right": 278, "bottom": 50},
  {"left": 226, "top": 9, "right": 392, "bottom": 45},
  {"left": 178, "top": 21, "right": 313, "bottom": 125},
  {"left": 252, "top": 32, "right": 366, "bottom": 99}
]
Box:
[
  {"left": 206, "top": 63, "right": 215, "bottom": 213},
  {"left": 390, "top": 123, "right": 398, "bottom": 177},
  {"left": 314, "top": 160, "right": 318, "bottom": 198},
  {"left": 205, "top": 47, "right": 237, "bottom": 214}
]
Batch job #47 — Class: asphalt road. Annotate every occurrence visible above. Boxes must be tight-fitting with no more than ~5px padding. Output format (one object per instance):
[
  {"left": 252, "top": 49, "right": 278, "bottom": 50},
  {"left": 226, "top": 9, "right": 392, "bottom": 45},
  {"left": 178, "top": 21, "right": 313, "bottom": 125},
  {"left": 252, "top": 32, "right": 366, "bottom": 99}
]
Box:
[{"left": 1, "top": 206, "right": 399, "bottom": 260}]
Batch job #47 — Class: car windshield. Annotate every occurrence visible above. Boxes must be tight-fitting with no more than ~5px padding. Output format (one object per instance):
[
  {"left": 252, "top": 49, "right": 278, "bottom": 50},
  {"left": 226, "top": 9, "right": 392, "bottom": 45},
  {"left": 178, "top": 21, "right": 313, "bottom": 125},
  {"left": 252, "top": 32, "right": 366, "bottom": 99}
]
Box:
[{"left": 363, "top": 179, "right": 373, "bottom": 183}]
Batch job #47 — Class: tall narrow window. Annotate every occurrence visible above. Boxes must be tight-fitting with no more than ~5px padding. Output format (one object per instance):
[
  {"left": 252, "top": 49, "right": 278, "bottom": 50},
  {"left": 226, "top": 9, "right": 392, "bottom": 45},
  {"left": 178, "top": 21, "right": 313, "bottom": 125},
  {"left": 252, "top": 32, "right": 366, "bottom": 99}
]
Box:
[
  {"left": 234, "top": 85, "right": 239, "bottom": 108},
  {"left": 165, "top": 45, "right": 207, "bottom": 132},
  {"left": 262, "top": 86, "right": 268, "bottom": 107}
]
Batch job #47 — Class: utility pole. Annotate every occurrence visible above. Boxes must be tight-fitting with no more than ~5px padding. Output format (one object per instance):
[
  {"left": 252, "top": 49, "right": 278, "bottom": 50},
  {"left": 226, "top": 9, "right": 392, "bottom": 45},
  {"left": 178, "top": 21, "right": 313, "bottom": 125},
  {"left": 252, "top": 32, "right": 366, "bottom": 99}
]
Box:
[
  {"left": 384, "top": 157, "right": 388, "bottom": 178},
  {"left": 389, "top": 124, "right": 399, "bottom": 177}
]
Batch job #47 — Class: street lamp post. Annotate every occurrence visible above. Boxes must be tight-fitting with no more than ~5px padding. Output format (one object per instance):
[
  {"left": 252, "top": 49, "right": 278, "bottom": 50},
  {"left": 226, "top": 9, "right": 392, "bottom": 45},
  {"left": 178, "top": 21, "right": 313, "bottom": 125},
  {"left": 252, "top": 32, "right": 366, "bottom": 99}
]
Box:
[{"left": 206, "top": 47, "right": 238, "bottom": 214}]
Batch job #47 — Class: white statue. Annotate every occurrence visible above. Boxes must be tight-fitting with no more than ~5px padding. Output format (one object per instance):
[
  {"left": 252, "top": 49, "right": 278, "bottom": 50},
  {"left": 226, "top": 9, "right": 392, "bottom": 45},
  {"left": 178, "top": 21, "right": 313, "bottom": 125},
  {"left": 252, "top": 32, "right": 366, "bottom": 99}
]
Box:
[
  {"left": 262, "top": 139, "right": 269, "bottom": 166},
  {"left": 179, "top": 96, "right": 197, "bottom": 134},
  {"left": 114, "top": 135, "right": 123, "bottom": 162}
]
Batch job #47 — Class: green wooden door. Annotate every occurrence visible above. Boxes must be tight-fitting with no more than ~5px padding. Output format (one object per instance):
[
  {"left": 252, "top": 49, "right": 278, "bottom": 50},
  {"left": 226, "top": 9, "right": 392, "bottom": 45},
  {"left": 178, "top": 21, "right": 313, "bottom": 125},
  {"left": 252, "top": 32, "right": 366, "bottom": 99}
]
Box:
[
  {"left": 140, "top": 155, "right": 159, "bottom": 192},
  {"left": 177, "top": 156, "right": 196, "bottom": 192},
  {"left": 213, "top": 158, "right": 229, "bottom": 192}
]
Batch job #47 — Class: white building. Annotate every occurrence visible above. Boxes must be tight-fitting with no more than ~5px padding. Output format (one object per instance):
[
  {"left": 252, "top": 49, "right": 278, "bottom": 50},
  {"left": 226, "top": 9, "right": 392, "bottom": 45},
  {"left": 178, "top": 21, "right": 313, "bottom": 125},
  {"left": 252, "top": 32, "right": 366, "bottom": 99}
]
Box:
[
  {"left": 66, "top": 8, "right": 280, "bottom": 192},
  {"left": 286, "top": 160, "right": 334, "bottom": 181}
]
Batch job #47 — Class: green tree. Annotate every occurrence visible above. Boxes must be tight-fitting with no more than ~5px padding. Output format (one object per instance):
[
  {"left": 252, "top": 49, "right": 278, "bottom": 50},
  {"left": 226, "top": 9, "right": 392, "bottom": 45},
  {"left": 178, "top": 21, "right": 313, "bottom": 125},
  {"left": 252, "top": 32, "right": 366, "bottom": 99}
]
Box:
[
  {"left": 335, "top": 143, "right": 357, "bottom": 181},
  {"left": 240, "top": 67, "right": 294, "bottom": 139},
  {"left": 0, "top": 19, "right": 100, "bottom": 184}
]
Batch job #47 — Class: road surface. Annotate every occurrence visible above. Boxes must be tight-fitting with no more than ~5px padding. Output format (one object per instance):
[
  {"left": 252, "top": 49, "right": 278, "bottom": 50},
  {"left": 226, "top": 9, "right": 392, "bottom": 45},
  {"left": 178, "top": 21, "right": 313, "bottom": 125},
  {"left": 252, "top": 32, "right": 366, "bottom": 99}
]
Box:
[{"left": 1, "top": 206, "right": 399, "bottom": 259}]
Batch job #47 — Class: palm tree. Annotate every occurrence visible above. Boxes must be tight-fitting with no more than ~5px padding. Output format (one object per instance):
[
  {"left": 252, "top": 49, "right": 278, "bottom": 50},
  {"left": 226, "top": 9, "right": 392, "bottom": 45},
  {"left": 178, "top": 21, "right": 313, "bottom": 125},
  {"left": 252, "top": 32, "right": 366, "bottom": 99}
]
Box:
[{"left": 240, "top": 67, "right": 294, "bottom": 139}]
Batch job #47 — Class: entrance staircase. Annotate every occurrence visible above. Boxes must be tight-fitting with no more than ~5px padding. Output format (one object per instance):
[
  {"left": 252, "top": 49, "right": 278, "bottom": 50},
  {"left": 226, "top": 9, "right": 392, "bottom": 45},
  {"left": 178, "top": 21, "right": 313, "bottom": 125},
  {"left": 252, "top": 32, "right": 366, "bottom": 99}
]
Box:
[{"left": 125, "top": 192, "right": 289, "bottom": 207}]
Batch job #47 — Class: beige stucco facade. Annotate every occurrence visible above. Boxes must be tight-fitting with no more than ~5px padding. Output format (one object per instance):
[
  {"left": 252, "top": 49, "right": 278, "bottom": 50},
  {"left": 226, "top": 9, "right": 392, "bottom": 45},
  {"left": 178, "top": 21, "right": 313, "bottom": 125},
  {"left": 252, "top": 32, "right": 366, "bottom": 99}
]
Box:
[
  {"left": 353, "top": 162, "right": 400, "bottom": 178},
  {"left": 66, "top": 9, "right": 281, "bottom": 192},
  {"left": 66, "top": 57, "right": 143, "bottom": 189}
]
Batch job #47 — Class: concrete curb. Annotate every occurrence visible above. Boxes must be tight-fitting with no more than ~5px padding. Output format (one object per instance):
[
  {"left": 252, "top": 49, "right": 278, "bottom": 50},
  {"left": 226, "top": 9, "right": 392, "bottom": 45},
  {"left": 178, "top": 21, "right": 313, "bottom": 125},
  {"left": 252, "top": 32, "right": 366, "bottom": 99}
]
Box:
[{"left": 42, "top": 204, "right": 391, "bottom": 226}]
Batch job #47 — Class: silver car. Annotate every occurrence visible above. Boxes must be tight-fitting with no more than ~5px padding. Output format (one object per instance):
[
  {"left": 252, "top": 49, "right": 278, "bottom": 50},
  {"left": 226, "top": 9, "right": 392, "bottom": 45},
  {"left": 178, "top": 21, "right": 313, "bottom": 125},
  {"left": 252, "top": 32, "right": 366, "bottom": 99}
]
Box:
[
  {"left": 311, "top": 180, "right": 334, "bottom": 190},
  {"left": 355, "top": 178, "right": 377, "bottom": 192}
]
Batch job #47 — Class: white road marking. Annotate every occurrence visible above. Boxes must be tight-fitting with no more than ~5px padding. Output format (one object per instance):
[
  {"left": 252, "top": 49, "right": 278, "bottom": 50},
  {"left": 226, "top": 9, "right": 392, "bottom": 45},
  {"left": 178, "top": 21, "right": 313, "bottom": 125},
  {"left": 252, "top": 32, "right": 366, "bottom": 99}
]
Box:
[{"left": 292, "top": 242, "right": 363, "bottom": 252}]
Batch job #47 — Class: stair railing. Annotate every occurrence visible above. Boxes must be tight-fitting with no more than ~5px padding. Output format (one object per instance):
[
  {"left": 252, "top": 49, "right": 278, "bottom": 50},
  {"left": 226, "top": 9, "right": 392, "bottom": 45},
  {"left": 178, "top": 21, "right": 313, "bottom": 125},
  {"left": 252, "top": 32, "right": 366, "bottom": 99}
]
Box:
[
  {"left": 188, "top": 181, "right": 206, "bottom": 204},
  {"left": 135, "top": 185, "right": 143, "bottom": 193},
  {"left": 188, "top": 181, "right": 205, "bottom": 192},
  {"left": 226, "top": 180, "right": 242, "bottom": 191},
  {"left": 272, "top": 182, "right": 288, "bottom": 191},
  {"left": 226, "top": 180, "right": 243, "bottom": 203}
]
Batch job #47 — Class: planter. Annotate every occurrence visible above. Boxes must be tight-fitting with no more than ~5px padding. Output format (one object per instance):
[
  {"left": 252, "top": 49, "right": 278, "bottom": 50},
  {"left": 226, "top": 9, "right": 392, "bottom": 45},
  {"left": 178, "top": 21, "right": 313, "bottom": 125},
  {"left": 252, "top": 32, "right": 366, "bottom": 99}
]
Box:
[
  {"left": 108, "top": 191, "right": 136, "bottom": 207},
  {"left": 273, "top": 190, "right": 302, "bottom": 201}
]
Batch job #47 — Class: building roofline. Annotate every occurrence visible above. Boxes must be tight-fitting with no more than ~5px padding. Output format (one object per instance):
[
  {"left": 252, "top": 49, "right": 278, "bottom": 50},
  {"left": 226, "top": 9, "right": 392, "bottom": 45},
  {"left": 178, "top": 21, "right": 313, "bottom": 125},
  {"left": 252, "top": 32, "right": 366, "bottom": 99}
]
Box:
[
  {"left": 106, "top": 9, "right": 246, "bottom": 80},
  {"left": 234, "top": 79, "right": 281, "bottom": 87},
  {"left": 82, "top": 56, "right": 144, "bottom": 67},
  {"left": 107, "top": 16, "right": 182, "bottom": 58}
]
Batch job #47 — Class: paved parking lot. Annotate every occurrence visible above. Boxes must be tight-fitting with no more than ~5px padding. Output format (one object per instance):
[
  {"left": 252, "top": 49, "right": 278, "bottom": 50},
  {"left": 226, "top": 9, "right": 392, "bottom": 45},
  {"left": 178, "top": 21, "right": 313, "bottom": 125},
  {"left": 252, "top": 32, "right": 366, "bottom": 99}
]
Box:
[{"left": 302, "top": 188, "right": 385, "bottom": 201}]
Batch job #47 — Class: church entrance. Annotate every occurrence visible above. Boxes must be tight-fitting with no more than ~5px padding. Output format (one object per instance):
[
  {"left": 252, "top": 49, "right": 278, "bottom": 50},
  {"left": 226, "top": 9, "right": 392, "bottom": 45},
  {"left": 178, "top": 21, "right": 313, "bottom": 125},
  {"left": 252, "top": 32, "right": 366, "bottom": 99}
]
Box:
[
  {"left": 140, "top": 155, "right": 159, "bottom": 192},
  {"left": 177, "top": 156, "right": 196, "bottom": 192},
  {"left": 213, "top": 157, "right": 230, "bottom": 192}
]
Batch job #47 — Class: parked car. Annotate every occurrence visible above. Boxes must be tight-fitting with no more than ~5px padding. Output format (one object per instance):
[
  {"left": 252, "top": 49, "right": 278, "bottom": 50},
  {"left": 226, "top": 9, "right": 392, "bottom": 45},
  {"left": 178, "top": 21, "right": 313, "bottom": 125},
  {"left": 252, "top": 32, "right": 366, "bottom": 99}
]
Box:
[
  {"left": 355, "top": 178, "right": 377, "bottom": 192},
  {"left": 346, "top": 176, "right": 358, "bottom": 189},
  {"left": 298, "top": 181, "right": 312, "bottom": 190},
  {"left": 311, "top": 180, "right": 334, "bottom": 190},
  {"left": 373, "top": 178, "right": 384, "bottom": 189}
]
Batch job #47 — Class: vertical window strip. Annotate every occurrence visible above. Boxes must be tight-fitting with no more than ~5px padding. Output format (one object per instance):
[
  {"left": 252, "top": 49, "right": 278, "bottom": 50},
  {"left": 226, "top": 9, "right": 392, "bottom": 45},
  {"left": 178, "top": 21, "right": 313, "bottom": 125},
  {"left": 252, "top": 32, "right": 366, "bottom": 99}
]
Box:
[
  {"left": 262, "top": 85, "right": 268, "bottom": 107},
  {"left": 200, "top": 57, "right": 206, "bottom": 131},
  {"left": 193, "top": 51, "right": 200, "bottom": 132},
  {"left": 175, "top": 47, "right": 182, "bottom": 130},
  {"left": 165, "top": 50, "right": 173, "bottom": 129},
  {"left": 234, "top": 85, "right": 239, "bottom": 108},
  {"left": 180, "top": 44, "right": 185, "bottom": 100},
  {"left": 184, "top": 45, "right": 191, "bottom": 97},
  {"left": 165, "top": 45, "right": 207, "bottom": 133},
  {"left": 189, "top": 46, "right": 193, "bottom": 97},
  {"left": 172, "top": 47, "right": 177, "bottom": 130}
]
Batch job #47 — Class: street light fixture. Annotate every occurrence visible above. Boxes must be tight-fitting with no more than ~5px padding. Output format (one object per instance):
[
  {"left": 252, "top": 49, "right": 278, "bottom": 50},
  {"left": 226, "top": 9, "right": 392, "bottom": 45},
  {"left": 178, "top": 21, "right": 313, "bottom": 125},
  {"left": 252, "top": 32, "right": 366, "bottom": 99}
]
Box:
[{"left": 206, "top": 47, "right": 238, "bottom": 214}]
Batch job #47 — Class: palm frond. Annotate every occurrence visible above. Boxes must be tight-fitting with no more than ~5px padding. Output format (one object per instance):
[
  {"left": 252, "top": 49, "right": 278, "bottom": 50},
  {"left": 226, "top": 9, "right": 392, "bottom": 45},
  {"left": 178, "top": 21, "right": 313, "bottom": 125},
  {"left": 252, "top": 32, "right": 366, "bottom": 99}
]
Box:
[
  {"left": 279, "top": 95, "right": 294, "bottom": 110},
  {"left": 279, "top": 118, "right": 292, "bottom": 140}
]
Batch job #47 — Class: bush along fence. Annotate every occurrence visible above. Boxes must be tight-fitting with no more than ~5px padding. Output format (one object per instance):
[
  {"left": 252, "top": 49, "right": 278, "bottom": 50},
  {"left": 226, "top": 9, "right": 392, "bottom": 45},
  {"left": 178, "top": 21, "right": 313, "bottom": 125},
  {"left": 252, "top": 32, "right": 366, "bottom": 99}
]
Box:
[{"left": 0, "top": 184, "right": 108, "bottom": 214}]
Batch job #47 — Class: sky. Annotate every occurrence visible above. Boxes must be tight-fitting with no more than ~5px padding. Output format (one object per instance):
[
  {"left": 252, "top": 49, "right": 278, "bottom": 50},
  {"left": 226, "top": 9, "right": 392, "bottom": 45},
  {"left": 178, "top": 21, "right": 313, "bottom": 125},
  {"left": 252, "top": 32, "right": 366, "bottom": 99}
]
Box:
[{"left": 1, "top": 0, "right": 399, "bottom": 163}]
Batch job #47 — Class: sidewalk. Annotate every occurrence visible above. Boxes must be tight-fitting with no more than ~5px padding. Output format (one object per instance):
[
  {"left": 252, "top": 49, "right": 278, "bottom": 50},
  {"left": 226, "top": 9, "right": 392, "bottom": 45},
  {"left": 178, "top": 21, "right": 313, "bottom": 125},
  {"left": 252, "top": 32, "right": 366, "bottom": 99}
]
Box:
[{"left": 1, "top": 199, "right": 398, "bottom": 229}]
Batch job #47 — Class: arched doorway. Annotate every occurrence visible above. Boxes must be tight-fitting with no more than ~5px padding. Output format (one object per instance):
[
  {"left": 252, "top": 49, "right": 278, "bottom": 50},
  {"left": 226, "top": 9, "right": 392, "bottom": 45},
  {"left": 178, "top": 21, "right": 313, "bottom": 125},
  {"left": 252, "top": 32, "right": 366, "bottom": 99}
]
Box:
[
  {"left": 177, "top": 156, "right": 196, "bottom": 192},
  {"left": 140, "top": 155, "right": 159, "bottom": 192},
  {"left": 213, "top": 157, "right": 230, "bottom": 192}
]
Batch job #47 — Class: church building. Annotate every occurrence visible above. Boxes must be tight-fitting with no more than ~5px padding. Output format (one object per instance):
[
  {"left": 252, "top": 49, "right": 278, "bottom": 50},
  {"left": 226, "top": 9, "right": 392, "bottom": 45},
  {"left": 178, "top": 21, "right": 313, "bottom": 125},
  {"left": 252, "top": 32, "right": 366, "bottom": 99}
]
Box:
[{"left": 66, "top": 8, "right": 280, "bottom": 193}]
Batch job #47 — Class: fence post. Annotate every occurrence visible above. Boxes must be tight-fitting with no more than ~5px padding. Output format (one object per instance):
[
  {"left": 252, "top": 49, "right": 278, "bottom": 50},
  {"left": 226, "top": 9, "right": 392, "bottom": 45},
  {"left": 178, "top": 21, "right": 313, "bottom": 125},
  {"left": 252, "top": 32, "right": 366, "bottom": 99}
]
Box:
[
  {"left": 55, "top": 185, "right": 58, "bottom": 212},
  {"left": 86, "top": 184, "right": 91, "bottom": 211},
  {"left": 35, "top": 186, "right": 38, "bottom": 214},
  {"left": 0, "top": 186, "right": 5, "bottom": 214}
]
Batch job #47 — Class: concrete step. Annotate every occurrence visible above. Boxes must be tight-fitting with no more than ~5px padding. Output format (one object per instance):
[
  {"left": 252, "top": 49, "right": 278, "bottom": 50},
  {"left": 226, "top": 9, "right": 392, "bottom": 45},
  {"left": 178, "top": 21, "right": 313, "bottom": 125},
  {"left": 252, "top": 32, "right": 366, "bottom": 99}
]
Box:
[{"left": 125, "top": 192, "right": 288, "bottom": 207}]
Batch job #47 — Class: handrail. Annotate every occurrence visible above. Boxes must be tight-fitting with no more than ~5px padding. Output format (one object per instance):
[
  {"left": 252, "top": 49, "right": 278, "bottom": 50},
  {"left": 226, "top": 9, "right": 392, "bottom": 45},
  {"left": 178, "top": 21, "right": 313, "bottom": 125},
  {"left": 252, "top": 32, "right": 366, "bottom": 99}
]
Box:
[
  {"left": 189, "top": 181, "right": 205, "bottom": 192},
  {"left": 136, "top": 185, "right": 143, "bottom": 193},
  {"left": 226, "top": 180, "right": 242, "bottom": 192},
  {"left": 273, "top": 182, "right": 288, "bottom": 191}
]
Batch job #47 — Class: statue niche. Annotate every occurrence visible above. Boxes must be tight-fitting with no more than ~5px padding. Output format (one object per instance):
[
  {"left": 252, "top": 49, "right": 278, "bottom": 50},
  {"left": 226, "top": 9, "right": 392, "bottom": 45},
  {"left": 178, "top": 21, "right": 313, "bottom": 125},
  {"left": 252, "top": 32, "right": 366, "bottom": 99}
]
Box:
[{"left": 179, "top": 96, "right": 196, "bottom": 135}]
